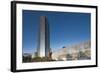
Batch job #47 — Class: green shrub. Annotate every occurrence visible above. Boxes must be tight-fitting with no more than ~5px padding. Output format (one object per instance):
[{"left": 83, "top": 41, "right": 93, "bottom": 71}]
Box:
[{"left": 32, "top": 57, "right": 55, "bottom": 62}]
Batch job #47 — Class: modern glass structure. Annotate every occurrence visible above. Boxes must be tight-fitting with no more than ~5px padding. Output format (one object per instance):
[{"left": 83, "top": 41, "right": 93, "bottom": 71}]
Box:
[{"left": 37, "top": 16, "right": 51, "bottom": 57}]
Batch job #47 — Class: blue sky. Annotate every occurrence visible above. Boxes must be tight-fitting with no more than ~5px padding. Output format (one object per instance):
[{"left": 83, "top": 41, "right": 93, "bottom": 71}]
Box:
[{"left": 22, "top": 10, "right": 91, "bottom": 54}]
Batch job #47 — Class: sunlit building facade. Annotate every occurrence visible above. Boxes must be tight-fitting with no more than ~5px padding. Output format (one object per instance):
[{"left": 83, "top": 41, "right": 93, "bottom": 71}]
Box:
[{"left": 37, "top": 16, "right": 51, "bottom": 57}]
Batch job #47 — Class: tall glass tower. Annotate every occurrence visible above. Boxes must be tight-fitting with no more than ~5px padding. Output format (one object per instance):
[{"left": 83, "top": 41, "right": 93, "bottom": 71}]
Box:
[{"left": 37, "top": 16, "right": 51, "bottom": 57}]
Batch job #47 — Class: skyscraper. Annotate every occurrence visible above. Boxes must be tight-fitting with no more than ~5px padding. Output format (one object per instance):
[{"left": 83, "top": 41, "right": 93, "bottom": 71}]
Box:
[{"left": 37, "top": 16, "right": 51, "bottom": 58}]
